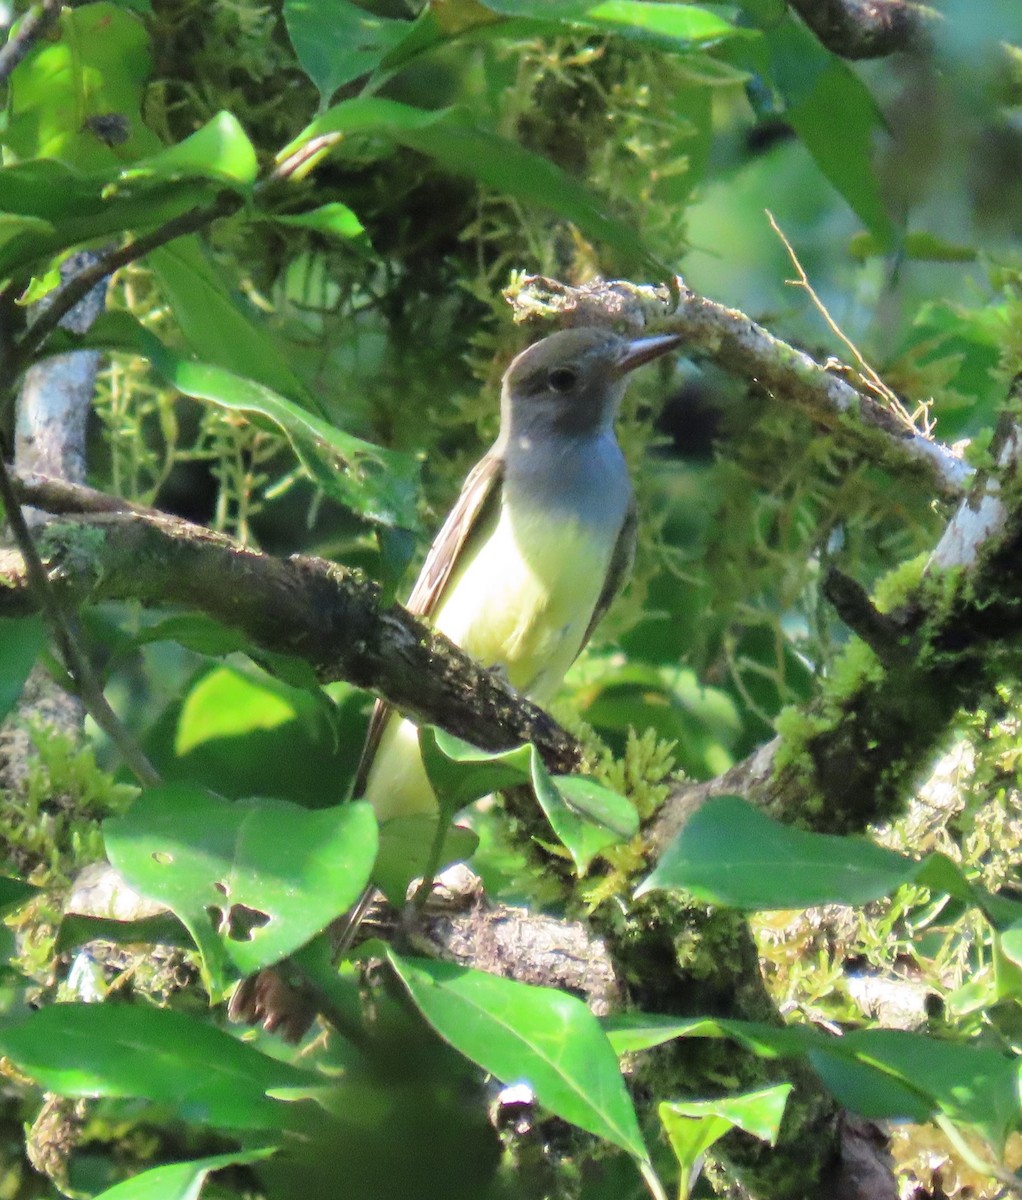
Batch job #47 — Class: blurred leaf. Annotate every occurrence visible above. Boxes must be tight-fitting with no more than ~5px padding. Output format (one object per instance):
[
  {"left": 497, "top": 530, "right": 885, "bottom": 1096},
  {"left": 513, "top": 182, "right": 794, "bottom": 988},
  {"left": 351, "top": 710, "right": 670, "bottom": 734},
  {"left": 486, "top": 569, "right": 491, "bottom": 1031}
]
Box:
[
  {"left": 60, "top": 311, "right": 420, "bottom": 529},
  {"left": 269, "top": 202, "right": 375, "bottom": 257},
  {"left": 91, "top": 1150, "right": 276, "bottom": 1200},
  {"left": 104, "top": 784, "right": 378, "bottom": 992},
  {"left": 0, "top": 614, "right": 45, "bottom": 721},
  {"left": 283, "top": 0, "right": 409, "bottom": 102},
  {"left": 0, "top": 1002, "right": 318, "bottom": 1131},
  {"left": 144, "top": 663, "right": 363, "bottom": 808},
  {"left": 374, "top": 816, "right": 479, "bottom": 905},
  {"left": 148, "top": 237, "right": 316, "bottom": 409},
  {"left": 383, "top": 949, "right": 649, "bottom": 1159},
  {"left": 279, "top": 97, "right": 660, "bottom": 273},
  {"left": 0, "top": 110, "right": 257, "bottom": 285},
  {"left": 3, "top": 2, "right": 157, "bottom": 169},
  {"left": 0, "top": 875, "right": 39, "bottom": 915},
  {"left": 57, "top": 912, "right": 192, "bottom": 955},
  {"left": 754, "top": 16, "right": 894, "bottom": 244},
  {"left": 850, "top": 231, "right": 977, "bottom": 263}
]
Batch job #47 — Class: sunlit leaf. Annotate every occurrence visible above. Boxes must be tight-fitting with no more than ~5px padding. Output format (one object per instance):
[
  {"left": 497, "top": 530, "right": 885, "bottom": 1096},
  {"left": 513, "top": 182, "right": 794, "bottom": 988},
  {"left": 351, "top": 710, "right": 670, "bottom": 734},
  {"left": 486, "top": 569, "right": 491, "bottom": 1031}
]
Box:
[
  {"left": 104, "top": 783, "right": 378, "bottom": 992},
  {"left": 283, "top": 0, "right": 409, "bottom": 102},
  {"left": 384, "top": 948, "right": 649, "bottom": 1159}
]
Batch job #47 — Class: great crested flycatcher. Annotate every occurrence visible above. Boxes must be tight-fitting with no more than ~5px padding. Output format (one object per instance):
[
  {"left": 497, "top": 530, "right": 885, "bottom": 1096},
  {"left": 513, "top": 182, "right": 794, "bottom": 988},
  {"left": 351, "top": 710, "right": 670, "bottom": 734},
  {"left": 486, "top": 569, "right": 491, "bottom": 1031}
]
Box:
[{"left": 356, "top": 325, "right": 681, "bottom": 820}]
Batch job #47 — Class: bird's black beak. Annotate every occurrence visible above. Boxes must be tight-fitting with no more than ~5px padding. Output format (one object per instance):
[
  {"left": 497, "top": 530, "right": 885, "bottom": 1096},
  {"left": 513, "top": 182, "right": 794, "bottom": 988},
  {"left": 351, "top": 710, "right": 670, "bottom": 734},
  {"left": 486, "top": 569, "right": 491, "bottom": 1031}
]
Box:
[{"left": 612, "top": 333, "right": 682, "bottom": 378}]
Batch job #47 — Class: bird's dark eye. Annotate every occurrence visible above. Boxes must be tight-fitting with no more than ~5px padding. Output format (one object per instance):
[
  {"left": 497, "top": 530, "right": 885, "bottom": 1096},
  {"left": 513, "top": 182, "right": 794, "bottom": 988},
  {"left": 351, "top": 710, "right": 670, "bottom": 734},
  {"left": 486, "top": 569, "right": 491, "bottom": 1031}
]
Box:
[{"left": 548, "top": 366, "right": 578, "bottom": 393}]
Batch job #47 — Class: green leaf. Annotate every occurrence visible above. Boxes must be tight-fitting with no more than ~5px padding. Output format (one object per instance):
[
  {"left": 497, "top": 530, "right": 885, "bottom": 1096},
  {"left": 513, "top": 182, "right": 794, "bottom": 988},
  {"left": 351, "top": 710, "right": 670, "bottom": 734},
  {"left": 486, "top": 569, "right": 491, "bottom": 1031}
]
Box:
[
  {"left": 269, "top": 203, "right": 375, "bottom": 256},
  {"left": 574, "top": 2, "right": 751, "bottom": 48},
  {"left": 3, "top": 2, "right": 158, "bottom": 170},
  {"left": 91, "top": 1150, "right": 276, "bottom": 1200},
  {"left": 0, "top": 875, "right": 39, "bottom": 915},
  {"left": 754, "top": 16, "right": 894, "bottom": 244},
  {"left": 374, "top": 816, "right": 479, "bottom": 906},
  {"left": 419, "top": 727, "right": 637, "bottom": 875},
  {"left": 636, "top": 795, "right": 1022, "bottom": 925},
  {"left": 147, "top": 237, "right": 316, "bottom": 408},
  {"left": 600, "top": 1013, "right": 1019, "bottom": 1142},
  {"left": 384, "top": 949, "right": 649, "bottom": 1160},
  {"left": 660, "top": 1085, "right": 791, "bottom": 1197},
  {"left": 0, "top": 614, "right": 45, "bottom": 722},
  {"left": 850, "top": 231, "right": 977, "bottom": 263},
  {"left": 59, "top": 311, "right": 420, "bottom": 529},
  {"left": 283, "top": 0, "right": 409, "bottom": 103},
  {"left": 636, "top": 794, "right": 913, "bottom": 907},
  {"left": 122, "top": 111, "right": 258, "bottom": 187},
  {"left": 279, "top": 98, "right": 659, "bottom": 273},
  {"left": 103, "top": 784, "right": 378, "bottom": 992},
  {"left": 0, "top": 160, "right": 216, "bottom": 285},
  {"left": 0, "top": 1003, "right": 318, "bottom": 1131}
]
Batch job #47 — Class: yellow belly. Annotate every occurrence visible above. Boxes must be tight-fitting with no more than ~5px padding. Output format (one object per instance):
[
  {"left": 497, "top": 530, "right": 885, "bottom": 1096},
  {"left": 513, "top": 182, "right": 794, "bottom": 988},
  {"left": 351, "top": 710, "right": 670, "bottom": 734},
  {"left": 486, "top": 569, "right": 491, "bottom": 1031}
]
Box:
[{"left": 364, "top": 504, "right": 613, "bottom": 821}]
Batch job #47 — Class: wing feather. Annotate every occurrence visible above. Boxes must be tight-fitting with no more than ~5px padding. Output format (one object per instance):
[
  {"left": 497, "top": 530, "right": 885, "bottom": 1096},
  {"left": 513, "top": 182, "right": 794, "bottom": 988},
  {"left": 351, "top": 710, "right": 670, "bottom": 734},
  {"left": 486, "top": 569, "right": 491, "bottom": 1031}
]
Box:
[
  {"left": 577, "top": 497, "right": 637, "bottom": 656},
  {"left": 353, "top": 449, "right": 505, "bottom": 795}
]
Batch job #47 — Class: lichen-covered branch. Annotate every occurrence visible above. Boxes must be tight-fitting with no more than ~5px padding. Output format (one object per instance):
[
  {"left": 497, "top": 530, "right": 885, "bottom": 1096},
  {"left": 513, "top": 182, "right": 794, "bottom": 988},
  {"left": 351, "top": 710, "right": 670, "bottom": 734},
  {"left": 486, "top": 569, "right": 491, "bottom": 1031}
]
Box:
[
  {"left": 0, "top": 473, "right": 581, "bottom": 776},
  {"left": 505, "top": 274, "right": 969, "bottom": 500},
  {"left": 653, "top": 399, "right": 1022, "bottom": 851},
  {"left": 788, "top": 0, "right": 935, "bottom": 60}
]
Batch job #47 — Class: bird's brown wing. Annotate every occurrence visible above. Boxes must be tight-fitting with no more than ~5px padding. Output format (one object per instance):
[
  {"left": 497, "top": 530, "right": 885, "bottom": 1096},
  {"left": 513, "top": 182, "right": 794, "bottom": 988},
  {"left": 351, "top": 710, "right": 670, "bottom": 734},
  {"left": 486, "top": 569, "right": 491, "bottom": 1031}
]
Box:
[
  {"left": 352, "top": 449, "right": 505, "bottom": 796},
  {"left": 577, "top": 496, "right": 638, "bottom": 656}
]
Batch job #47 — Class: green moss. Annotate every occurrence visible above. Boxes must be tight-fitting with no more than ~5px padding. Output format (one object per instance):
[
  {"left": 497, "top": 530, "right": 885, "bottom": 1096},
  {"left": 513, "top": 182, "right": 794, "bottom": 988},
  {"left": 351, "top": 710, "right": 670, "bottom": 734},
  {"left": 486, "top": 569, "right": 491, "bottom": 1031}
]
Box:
[{"left": 872, "top": 551, "right": 929, "bottom": 613}]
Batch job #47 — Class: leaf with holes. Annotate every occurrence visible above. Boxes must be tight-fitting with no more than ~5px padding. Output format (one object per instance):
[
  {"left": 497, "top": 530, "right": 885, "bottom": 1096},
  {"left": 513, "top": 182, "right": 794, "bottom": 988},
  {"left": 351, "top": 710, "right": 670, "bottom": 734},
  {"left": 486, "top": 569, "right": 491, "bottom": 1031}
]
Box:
[{"left": 103, "top": 784, "right": 377, "bottom": 995}]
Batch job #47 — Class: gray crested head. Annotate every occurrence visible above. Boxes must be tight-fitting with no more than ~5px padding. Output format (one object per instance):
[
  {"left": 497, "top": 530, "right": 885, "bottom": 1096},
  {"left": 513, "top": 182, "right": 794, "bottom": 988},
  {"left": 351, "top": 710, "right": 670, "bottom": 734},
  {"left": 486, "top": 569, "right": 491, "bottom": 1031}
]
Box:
[{"left": 499, "top": 326, "right": 681, "bottom": 443}]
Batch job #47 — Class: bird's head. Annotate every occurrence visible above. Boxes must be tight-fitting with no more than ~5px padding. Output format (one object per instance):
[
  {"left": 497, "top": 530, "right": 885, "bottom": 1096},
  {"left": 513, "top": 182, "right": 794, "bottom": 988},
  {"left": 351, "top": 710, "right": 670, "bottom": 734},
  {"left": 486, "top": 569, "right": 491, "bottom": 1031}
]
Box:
[{"left": 500, "top": 326, "right": 681, "bottom": 440}]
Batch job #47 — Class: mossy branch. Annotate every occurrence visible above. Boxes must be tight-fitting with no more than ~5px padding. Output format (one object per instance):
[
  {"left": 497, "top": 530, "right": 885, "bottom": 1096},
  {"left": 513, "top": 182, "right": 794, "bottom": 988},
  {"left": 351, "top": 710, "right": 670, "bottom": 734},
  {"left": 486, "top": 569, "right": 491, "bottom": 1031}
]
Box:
[{"left": 0, "top": 472, "right": 581, "bottom": 776}]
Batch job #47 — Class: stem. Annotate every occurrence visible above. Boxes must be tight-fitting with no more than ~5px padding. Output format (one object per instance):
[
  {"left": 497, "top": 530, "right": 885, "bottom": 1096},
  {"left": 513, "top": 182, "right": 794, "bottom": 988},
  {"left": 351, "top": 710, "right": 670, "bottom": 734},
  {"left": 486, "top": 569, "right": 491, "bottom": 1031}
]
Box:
[
  {"left": 0, "top": 450, "right": 160, "bottom": 787},
  {"left": 638, "top": 1158, "right": 670, "bottom": 1200}
]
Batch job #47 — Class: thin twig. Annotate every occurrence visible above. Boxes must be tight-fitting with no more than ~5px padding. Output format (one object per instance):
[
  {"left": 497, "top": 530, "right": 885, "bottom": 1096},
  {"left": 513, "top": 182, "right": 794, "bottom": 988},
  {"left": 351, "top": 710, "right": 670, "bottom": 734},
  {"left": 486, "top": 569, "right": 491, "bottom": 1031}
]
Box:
[
  {"left": 0, "top": 0, "right": 62, "bottom": 87},
  {"left": 0, "top": 449, "right": 160, "bottom": 787},
  {"left": 765, "top": 210, "right": 920, "bottom": 429}
]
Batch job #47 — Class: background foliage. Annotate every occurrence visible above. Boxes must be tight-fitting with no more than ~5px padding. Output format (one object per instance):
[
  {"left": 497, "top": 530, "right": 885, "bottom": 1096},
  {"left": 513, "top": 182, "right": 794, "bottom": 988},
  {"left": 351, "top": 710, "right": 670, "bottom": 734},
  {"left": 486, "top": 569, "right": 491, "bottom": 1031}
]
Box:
[{"left": 4, "top": 0, "right": 1022, "bottom": 1197}]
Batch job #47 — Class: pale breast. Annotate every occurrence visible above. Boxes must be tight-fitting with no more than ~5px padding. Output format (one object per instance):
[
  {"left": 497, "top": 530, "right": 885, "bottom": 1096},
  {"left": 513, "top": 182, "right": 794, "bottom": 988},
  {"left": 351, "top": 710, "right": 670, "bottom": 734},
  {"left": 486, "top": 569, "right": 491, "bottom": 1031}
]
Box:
[{"left": 434, "top": 500, "right": 615, "bottom": 702}]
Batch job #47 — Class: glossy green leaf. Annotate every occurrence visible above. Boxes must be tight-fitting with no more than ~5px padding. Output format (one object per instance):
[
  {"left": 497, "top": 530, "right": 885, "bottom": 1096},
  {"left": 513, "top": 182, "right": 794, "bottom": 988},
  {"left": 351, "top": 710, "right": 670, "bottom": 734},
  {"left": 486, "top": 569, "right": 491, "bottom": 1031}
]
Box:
[
  {"left": 420, "top": 727, "right": 637, "bottom": 875},
  {"left": 279, "top": 98, "right": 659, "bottom": 273},
  {"left": 147, "top": 237, "right": 317, "bottom": 409},
  {"left": 0, "top": 1003, "right": 317, "bottom": 1130},
  {"left": 385, "top": 949, "right": 648, "bottom": 1160},
  {"left": 283, "top": 0, "right": 409, "bottom": 102},
  {"left": 575, "top": 2, "right": 749, "bottom": 47},
  {"left": 637, "top": 795, "right": 1022, "bottom": 925},
  {"left": 0, "top": 614, "right": 45, "bottom": 722},
  {"left": 3, "top": 2, "right": 157, "bottom": 170},
  {"left": 91, "top": 1150, "right": 276, "bottom": 1200},
  {"left": 60, "top": 311, "right": 419, "bottom": 529},
  {"left": 104, "top": 784, "right": 378, "bottom": 991},
  {"left": 122, "top": 111, "right": 257, "bottom": 187}
]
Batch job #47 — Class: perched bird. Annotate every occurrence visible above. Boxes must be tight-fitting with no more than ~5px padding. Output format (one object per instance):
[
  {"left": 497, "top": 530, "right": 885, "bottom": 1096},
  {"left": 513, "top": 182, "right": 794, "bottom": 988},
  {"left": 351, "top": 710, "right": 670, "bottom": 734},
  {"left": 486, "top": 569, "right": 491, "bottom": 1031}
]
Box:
[{"left": 357, "top": 325, "right": 681, "bottom": 821}]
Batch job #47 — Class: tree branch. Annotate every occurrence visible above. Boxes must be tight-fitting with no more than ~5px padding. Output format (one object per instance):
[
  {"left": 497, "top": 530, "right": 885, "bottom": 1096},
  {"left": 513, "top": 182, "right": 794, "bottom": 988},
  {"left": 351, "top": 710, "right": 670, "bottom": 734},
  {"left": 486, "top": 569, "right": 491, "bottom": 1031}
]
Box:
[
  {"left": 787, "top": 0, "right": 935, "bottom": 60},
  {"left": 0, "top": 473, "right": 582, "bottom": 776},
  {"left": 505, "top": 275, "right": 970, "bottom": 500}
]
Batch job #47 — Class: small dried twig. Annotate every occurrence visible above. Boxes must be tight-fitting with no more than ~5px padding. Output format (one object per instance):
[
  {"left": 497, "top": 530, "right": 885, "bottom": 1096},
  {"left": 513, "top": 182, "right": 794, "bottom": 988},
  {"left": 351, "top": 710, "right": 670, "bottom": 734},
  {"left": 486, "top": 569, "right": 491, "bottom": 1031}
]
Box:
[{"left": 765, "top": 209, "right": 924, "bottom": 433}]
